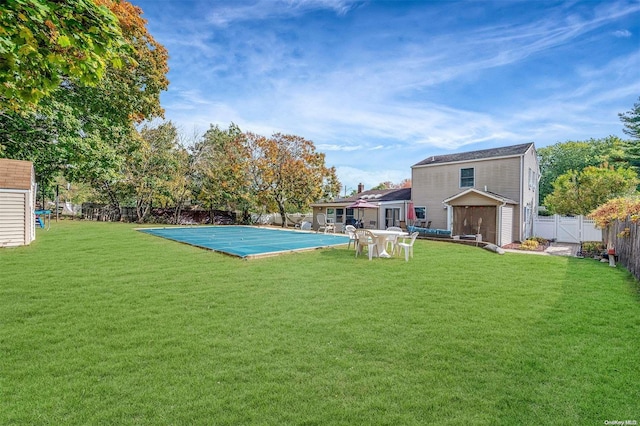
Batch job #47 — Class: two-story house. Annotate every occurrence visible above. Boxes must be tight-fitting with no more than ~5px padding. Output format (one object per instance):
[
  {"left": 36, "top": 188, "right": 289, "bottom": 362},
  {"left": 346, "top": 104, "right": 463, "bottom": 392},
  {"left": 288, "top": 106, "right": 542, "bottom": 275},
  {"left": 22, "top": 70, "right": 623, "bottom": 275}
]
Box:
[{"left": 411, "top": 143, "right": 539, "bottom": 245}]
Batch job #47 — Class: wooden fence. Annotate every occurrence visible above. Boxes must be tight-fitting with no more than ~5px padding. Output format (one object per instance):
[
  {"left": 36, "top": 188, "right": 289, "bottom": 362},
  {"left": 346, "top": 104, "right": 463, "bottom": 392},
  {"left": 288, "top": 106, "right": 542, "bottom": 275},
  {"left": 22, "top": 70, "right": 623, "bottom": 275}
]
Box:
[
  {"left": 81, "top": 204, "right": 235, "bottom": 225},
  {"left": 604, "top": 218, "right": 640, "bottom": 281}
]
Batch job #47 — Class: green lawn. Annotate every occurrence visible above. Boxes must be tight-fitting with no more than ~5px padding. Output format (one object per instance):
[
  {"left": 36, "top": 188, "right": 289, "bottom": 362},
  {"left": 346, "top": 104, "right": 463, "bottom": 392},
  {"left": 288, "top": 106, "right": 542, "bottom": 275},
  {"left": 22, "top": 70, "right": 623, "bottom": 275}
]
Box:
[{"left": 1, "top": 221, "right": 638, "bottom": 425}]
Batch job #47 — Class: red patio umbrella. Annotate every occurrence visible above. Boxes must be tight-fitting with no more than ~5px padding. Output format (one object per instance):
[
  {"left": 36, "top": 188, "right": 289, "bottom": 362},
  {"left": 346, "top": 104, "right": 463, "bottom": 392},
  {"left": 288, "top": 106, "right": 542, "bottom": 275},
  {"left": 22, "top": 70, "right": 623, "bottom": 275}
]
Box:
[
  {"left": 347, "top": 199, "right": 379, "bottom": 227},
  {"left": 347, "top": 199, "right": 379, "bottom": 209},
  {"left": 407, "top": 201, "right": 416, "bottom": 226}
]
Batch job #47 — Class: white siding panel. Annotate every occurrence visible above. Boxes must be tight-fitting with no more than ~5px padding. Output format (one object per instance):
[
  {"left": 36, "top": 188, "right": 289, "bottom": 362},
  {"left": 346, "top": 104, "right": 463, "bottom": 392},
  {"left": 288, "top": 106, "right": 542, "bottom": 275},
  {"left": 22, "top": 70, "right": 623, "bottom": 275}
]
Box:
[
  {"left": 0, "top": 191, "right": 26, "bottom": 247},
  {"left": 500, "top": 206, "right": 513, "bottom": 246}
]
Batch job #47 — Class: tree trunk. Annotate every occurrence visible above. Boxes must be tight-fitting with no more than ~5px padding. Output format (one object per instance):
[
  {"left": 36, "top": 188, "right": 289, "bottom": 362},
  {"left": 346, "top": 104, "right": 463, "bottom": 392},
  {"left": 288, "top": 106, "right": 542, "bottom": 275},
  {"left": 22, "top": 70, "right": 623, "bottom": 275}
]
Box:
[
  {"left": 100, "top": 181, "right": 121, "bottom": 222},
  {"left": 277, "top": 202, "right": 287, "bottom": 228}
]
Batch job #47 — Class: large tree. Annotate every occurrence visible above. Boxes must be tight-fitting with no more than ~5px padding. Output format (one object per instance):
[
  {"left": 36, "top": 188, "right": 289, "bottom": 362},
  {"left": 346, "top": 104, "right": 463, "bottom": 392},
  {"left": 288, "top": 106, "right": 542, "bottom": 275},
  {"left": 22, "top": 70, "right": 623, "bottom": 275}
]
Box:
[
  {"left": 544, "top": 165, "right": 638, "bottom": 215},
  {"left": 61, "top": 0, "right": 169, "bottom": 213},
  {"left": 538, "top": 136, "right": 630, "bottom": 204},
  {"left": 1, "top": 0, "right": 169, "bottom": 214},
  {"left": 246, "top": 132, "right": 340, "bottom": 227},
  {"left": 192, "top": 123, "right": 253, "bottom": 221},
  {"left": 618, "top": 97, "right": 640, "bottom": 176},
  {"left": 619, "top": 96, "right": 640, "bottom": 141},
  {"left": 0, "top": 0, "right": 129, "bottom": 112},
  {"left": 123, "top": 122, "right": 179, "bottom": 222}
]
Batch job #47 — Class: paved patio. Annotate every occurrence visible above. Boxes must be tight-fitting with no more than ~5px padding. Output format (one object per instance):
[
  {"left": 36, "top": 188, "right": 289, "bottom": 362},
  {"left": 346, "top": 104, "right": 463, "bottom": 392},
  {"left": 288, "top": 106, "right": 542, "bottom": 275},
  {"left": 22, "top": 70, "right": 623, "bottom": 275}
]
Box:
[{"left": 503, "top": 242, "right": 581, "bottom": 256}]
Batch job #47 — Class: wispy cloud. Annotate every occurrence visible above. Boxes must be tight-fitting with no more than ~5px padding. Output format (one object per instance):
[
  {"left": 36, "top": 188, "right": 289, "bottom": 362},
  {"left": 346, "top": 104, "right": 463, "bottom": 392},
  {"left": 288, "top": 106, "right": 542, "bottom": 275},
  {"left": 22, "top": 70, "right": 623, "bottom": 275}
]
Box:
[
  {"left": 206, "top": 0, "right": 358, "bottom": 27},
  {"left": 132, "top": 0, "right": 640, "bottom": 190},
  {"left": 613, "top": 29, "right": 632, "bottom": 37}
]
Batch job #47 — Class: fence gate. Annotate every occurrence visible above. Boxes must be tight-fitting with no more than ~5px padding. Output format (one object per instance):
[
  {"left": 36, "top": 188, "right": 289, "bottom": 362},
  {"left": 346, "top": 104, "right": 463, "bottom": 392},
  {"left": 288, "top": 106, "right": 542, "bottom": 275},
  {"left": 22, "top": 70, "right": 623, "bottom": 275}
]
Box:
[
  {"left": 557, "top": 216, "right": 580, "bottom": 243},
  {"left": 533, "top": 215, "right": 602, "bottom": 243}
]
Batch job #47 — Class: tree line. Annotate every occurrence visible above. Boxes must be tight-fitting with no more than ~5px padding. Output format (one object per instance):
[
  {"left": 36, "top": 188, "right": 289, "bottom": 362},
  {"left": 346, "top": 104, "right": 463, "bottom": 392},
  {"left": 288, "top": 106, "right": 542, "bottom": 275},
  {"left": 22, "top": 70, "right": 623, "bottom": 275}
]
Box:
[{"left": 119, "top": 121, "right": 339, "bottom": 224}]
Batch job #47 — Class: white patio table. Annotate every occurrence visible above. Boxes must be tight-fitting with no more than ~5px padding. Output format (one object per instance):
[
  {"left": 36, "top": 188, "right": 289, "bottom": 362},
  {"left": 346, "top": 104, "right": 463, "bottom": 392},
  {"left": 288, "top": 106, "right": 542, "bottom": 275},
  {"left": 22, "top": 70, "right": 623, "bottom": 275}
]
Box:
[{"left": 368, "top": 229, "right": 408, "bottom": 258}]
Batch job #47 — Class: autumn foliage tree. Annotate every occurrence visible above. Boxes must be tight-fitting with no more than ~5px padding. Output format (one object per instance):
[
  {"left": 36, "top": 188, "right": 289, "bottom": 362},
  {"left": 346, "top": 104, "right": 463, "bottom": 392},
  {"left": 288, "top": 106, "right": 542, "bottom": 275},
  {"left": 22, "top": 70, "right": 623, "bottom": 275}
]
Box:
[
  {"left": 245, "top": 133, "right": 339, "bottom": 226},
  {"left": 588, "top": 196, "right": 640, "bottom": 228}
]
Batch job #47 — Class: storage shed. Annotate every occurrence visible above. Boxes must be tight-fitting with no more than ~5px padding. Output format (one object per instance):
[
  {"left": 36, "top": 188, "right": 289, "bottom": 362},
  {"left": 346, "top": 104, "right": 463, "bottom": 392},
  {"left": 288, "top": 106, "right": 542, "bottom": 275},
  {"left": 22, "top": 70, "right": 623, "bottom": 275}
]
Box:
[
  {"left": 443, "top": 188, "right": 517, "bottom": 246},
  {"left": 0, "top": 159, "right": 36, "bottom": 247}
]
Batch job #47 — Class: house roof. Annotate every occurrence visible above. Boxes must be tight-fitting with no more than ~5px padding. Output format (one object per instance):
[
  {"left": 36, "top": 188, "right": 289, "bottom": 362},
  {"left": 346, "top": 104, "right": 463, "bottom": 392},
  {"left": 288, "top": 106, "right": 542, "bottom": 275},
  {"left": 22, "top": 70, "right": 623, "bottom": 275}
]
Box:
[
  {"left": 412, "top": 142, "right": 535, "bottom": 168},
  {"left": 0, "top": 159, "right": 34, "bottom": 190},
  {"left": 313, "top": 187, "right": 411, "bottom": 206}
]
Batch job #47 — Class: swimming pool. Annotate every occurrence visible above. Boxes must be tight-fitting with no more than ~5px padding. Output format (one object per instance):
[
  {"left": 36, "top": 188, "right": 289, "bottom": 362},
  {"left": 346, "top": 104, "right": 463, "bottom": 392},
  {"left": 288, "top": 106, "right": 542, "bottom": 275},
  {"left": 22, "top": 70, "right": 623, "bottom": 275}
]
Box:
[{"left": 138, "top": 226, "right": 350, "bottom": 258}]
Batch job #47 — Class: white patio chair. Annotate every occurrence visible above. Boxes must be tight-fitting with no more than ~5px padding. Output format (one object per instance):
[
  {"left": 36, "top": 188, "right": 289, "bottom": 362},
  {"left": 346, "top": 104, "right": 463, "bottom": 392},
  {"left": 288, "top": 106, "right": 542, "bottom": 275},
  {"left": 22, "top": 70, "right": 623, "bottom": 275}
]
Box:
[
  {"left": 316, "top": 213, "right": 335, "bottom": 234},
  {"left": 385, "top": 226, "right": 403, "bottom": 253},
  {"left": 344, "top": 224, "right": 357, "bottom": 250},
  {"left": 355, "top": 229, "right": 379, "bottom": 260},
  {"left": 300, "top": 221, "right": 312, "bottom": 231},
  {"left": 397, "top": 231, "right": 419, "bottom": 262}
]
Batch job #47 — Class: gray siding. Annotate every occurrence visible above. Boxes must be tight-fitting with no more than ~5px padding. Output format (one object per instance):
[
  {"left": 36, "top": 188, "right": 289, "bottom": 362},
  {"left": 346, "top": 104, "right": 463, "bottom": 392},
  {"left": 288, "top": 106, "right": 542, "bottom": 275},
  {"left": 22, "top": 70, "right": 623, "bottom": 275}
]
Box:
[{"left": 411, "top": 156, "right": 523, "bottom": 230}]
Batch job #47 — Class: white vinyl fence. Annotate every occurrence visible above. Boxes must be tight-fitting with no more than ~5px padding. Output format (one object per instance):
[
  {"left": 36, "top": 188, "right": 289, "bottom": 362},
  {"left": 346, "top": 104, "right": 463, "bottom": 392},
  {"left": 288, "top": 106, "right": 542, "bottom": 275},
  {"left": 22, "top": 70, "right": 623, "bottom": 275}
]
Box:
[{"left": 533, "top": 215, "right": 602, "bottom": 243}]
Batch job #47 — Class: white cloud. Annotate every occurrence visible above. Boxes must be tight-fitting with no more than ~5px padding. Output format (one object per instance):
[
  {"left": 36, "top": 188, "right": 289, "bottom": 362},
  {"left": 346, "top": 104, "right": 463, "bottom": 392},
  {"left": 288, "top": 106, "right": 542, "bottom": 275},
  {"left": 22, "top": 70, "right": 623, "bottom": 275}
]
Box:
[{"left": 613, "top": 29, "right": 632, "bottom": 37}]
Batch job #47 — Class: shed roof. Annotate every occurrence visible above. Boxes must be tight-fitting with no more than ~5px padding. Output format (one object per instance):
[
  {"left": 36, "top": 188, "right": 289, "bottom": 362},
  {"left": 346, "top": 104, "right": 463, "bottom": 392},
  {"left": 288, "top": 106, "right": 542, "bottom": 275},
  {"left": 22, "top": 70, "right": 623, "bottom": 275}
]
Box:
[
  {"left": 413, "top": 142, "right": 534, "bottom": 167},
  {"left": 0, "top": 159, "right": 34, "bottom": 190},
  {"left": 443, "top": 188, "right": 518, "bottom": 205}
]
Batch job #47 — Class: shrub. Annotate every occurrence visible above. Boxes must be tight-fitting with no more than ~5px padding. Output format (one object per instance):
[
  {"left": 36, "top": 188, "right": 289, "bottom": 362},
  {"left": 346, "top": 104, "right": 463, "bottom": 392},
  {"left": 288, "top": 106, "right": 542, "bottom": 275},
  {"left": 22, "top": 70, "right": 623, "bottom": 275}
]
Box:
[
  {"left": 580, "top": 241, "right": 605, "bottom": 257},
  {"left": 529, "top": 236, "right": 549, "bottom": 245},
  {"left": 588, "top": 196, "right": 640, "bottom": 228},
  {"left": 519, "top": 239, "right": 539, "bottom": 251}
]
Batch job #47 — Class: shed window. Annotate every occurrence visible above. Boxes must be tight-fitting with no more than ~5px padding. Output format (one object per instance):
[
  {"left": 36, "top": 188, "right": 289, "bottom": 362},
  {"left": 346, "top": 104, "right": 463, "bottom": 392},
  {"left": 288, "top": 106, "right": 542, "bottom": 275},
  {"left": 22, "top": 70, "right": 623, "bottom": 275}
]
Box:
[{"left": 460, "top": 168, "right": 474, "bottom": 187}]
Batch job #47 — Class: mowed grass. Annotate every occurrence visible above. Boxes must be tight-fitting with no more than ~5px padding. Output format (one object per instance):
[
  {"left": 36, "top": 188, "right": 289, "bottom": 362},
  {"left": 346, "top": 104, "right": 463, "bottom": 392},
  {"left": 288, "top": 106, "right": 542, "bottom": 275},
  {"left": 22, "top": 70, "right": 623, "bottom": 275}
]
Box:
[{"left": 1, "top": 221, "right": 639, "bottom": 425}]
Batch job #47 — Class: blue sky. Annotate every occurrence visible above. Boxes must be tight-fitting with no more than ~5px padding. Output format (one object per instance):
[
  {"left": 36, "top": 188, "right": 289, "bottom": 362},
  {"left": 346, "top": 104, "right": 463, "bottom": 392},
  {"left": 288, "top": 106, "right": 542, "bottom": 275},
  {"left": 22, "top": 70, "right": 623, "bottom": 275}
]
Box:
[{"left": 129, "top": 0, "right": 640, "bottom": 193}]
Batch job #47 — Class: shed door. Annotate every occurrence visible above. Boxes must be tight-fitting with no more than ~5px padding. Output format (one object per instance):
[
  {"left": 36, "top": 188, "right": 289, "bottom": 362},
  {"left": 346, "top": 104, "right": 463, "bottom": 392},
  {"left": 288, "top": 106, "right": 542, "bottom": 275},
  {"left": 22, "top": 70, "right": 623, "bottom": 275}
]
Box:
[
  {"left": 453, "top": 206, "right": 497, "bottom": 244},
  {"left": 0, "top": 191, "right": 27, "bottom": 247},
  {"left": 500, "top": 206, "right": 513, "bottom": 246}
]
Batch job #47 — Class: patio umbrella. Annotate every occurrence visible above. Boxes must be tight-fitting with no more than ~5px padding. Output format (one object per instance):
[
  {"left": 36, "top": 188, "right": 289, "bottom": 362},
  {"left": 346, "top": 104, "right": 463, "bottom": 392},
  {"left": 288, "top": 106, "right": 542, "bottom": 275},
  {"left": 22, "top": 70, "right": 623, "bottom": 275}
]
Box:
[
  {"left": 407, "top": 201, "right": 415, "bottom": 226},
  {"left": 347, "top": 199, "right": 379, "bottom": 227}
]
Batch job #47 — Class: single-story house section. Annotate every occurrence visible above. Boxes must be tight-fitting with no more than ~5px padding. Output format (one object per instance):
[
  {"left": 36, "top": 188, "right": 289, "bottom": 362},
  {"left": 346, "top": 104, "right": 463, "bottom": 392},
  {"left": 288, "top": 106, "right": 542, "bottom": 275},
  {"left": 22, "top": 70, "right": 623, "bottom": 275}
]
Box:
[
  {"left": 0, "top": 159, "right": 36, "bottom": 247},
  {"left": 311, "top": 186, "right": 412, "bottom": 232}
]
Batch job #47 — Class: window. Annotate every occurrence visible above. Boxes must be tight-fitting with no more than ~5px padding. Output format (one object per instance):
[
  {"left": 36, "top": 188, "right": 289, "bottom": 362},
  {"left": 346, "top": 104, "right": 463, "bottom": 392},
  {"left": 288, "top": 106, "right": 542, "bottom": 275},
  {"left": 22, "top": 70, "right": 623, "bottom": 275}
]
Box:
[
  {"left": 414, "top": 206, "right": 426, "bottom": 221},
  {"left": 385, "top": 208, "right": 400, "bottom": 228},
  {"left": 346, "top": 208, "right": 355, "bottom": 225},
  {"left": 326, "top": 208, "right": 335, "bottom": 222},
  {"left": 460, "top": 168, "right": 474, "bottom": 187},
  {"left": 528, "top": 168, "right": 536, "bottom": 190}
]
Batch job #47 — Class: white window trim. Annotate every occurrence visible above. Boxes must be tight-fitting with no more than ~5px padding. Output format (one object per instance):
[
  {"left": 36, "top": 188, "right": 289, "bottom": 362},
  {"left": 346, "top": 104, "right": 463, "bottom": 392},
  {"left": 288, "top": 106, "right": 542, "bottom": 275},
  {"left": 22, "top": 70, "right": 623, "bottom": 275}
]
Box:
[{"left": 460, "top": 167, "right": 474, "bottom": 188}]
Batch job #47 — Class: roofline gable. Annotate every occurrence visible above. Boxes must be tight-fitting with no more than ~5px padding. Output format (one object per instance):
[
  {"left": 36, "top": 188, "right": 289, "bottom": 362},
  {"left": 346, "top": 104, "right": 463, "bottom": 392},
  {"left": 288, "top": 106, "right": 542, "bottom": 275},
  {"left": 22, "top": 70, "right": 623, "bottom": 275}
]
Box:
[
  {"left": 412, "top": 142, "right": 535, "bottom": 169},
  {"left": 443, "top": 188, "right": 518, "bottom": 205}
]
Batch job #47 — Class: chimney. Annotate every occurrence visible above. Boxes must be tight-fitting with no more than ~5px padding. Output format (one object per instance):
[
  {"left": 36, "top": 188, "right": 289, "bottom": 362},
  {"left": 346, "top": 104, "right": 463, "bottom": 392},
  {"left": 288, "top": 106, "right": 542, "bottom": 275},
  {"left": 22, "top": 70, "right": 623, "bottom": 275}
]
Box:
[{"left": 357, "top": 183, "right": 364, "bottom": 193}]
